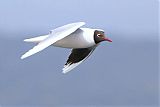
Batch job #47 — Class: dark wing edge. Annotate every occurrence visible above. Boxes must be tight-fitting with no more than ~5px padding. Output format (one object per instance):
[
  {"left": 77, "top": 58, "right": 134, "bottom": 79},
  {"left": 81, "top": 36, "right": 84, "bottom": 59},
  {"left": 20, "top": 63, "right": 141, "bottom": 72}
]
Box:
[{"left": 62, "top": 45, "right": 97, "bottom": 74}]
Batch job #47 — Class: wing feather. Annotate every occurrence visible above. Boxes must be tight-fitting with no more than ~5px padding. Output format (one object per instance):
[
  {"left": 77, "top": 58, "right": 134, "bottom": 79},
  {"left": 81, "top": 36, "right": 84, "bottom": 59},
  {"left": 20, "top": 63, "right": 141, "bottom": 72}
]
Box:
[
  {"left": 21, "top": 22, "right": 85, "bottom": 59},
  {"left": 62, "top": 45, "right": 97, "bottom": 74}
]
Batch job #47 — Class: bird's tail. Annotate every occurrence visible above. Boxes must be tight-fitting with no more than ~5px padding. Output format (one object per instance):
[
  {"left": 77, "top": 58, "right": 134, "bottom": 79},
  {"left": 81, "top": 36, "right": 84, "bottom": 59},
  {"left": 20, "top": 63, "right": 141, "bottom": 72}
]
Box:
[{"left": 23, "top": 35, "right": 49, "bottom": 43}]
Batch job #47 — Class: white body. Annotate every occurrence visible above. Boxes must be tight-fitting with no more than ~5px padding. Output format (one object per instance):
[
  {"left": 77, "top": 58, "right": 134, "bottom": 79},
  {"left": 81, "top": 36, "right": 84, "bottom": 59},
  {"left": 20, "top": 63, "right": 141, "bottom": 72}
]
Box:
[
  {"left": 53, "top": 28, "right": 96, "bottom": 48},
  {"left": 25, "top": 28, "right": 96, "bottom": 48}
]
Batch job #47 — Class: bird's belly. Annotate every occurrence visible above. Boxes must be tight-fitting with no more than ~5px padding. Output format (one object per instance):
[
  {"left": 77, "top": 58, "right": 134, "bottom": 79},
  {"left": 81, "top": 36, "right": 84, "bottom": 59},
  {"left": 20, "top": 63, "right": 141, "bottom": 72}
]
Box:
[{"left": 52, "top": 30, "right": 94, "bottom": 48}]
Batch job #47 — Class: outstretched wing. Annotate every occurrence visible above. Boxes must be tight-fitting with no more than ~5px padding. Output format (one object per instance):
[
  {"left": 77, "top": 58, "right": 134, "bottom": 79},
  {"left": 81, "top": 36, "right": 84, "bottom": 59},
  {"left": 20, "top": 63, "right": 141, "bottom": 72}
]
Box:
[
  {"left": 62, "top": 45, "right": 97, "bottom": 74},
  {"left": 21, "top": 22, "right": 85, "bottom": 59}
]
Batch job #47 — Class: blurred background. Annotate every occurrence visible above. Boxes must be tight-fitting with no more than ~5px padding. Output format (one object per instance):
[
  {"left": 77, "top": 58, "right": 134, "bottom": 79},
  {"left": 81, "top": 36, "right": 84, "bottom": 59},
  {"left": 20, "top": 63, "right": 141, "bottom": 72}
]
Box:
[{"left": 0, "top": 0, "right": 159, "bottom": 107}]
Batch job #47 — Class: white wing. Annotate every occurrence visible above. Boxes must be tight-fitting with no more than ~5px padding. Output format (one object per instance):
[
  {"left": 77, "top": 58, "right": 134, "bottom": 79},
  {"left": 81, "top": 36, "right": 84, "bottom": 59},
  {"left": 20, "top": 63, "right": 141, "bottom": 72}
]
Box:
[{"left": 21, "top": 22, "right": 85, "bottom": 59}]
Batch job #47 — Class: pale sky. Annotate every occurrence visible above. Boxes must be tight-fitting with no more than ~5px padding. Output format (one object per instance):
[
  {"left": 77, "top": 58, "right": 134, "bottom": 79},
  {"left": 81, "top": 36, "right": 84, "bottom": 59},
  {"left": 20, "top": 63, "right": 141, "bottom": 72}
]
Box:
[{"left": 0, "top": 0, "right": 158, "bottom": 107}]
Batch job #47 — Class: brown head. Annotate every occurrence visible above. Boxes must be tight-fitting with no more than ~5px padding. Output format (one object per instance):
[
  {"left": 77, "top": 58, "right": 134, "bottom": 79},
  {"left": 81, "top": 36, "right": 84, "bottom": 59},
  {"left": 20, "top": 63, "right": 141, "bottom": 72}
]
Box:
[{"left": 94, "top": 30, "right": 112, "bottom": 44}]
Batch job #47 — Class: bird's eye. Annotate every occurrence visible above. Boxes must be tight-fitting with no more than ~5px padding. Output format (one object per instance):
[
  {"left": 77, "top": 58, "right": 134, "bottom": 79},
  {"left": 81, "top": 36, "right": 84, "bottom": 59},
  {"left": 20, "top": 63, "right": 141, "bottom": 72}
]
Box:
[{"left": 97, "top": 34, "right": 101, "bottom": 37}]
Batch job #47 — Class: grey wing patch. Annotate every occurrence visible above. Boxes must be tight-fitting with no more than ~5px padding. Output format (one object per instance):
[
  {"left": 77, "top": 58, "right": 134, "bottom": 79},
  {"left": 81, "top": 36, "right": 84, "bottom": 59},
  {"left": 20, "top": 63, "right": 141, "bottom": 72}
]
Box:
[
  {"left": 62, "top": 45, "right": 97, "bottom": 73},
  {"left": 66, "top": 48, "right": 92, "bottom": 65}
]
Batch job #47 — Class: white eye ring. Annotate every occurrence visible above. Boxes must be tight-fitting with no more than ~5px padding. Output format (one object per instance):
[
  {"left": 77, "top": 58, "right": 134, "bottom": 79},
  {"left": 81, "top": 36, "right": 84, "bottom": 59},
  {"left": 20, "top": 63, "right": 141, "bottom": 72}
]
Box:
[{"left": 97, "top": 34, "right": 101, "bottom": 37}]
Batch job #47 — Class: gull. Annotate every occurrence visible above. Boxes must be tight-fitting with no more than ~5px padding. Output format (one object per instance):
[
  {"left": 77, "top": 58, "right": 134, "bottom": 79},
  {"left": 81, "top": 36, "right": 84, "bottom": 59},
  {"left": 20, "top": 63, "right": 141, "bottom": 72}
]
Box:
[{"left": 21, "top": 22, "right": 112, "bottom": 73}]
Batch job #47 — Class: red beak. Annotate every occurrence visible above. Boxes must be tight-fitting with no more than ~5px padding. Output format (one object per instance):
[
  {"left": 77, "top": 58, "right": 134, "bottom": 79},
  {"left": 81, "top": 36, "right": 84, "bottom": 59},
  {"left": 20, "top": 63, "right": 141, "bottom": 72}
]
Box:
[{"left": 104, "top": 38, "right": 112, "bottom": 42}]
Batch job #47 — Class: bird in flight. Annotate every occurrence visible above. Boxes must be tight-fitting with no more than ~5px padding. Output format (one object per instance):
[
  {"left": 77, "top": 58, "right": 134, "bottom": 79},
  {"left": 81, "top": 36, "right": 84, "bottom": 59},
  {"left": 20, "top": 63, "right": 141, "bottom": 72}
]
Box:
[{"left": 21, "top": 22, "right": 112, "bottom": 73}]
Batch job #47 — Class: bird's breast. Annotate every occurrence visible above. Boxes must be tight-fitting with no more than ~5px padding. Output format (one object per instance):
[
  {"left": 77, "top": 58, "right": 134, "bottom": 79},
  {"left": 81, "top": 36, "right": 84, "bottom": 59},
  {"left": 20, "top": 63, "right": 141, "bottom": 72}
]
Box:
[{"left": 52, "top": 28, "right": 95, "bottom": 48}]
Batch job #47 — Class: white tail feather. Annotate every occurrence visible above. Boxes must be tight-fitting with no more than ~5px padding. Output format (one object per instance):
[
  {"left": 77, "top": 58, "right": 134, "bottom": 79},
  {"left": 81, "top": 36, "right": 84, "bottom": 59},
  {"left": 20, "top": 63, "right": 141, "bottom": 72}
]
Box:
[{"left": 24, "top": 35, "right": 49, "bottom": 43}]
